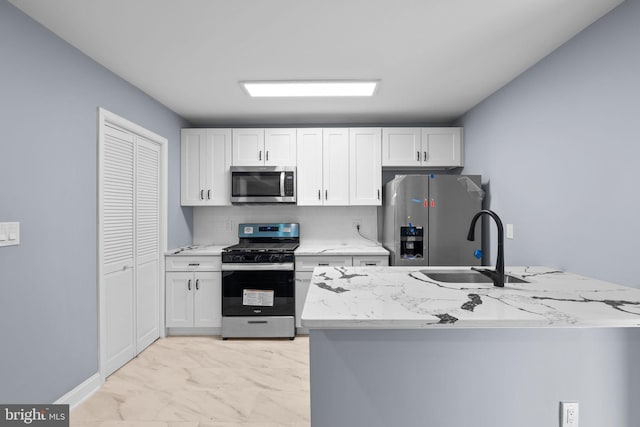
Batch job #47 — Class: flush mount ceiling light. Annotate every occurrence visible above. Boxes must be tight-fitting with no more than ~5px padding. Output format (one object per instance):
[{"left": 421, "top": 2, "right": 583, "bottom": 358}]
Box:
[{"left": 241, "top": 80, "right": 378, "bottom": 97}]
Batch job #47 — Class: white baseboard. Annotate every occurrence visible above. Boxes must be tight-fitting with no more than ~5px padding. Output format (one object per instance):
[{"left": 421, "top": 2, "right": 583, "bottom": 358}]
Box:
[
  {"left": 54, "top": 373, "right": 103, "bottom": 410},
  {"left": 166, "top": 327, "right": 221, "bottom": 336}
]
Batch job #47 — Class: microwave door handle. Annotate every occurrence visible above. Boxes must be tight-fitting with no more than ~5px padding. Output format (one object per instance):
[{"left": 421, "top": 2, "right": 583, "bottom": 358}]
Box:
[{"left": 280, "top": 172, "right": 285, "bottom": 197}]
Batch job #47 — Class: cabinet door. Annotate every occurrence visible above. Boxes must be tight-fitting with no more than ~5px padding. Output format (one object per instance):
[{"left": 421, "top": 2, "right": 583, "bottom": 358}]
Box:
[
  {"left": 382, "top": 128, "right": 422, "bottom": 166},
  {"left": 296, "top": 128, "right": 324, "bottom": 206},
  {"left": 165, "top": 272, "right": 194, "bottom": 327},
  {"left": 322, "top": 129, "right": 350, "bottom": 205},
  {"left": 194, "top": 272, "right": 221, "bottom": 327},
  {"left": 204, "top": 129, "right": 232, "bottom": 205},
  {"left": 102, "top": 124, "right": 136, "bottom": 376},
  {"left": 135, "top": 137, "right": 161, "bottom": 352},
  {"left": 232, "top": 129, "right": 264, "bottom": 166},
  {"left": 295, "top": 271, "right": 313, "bottom": 330},
  {"left": 421, "top": 128, "right": 463, "bottom": 167},
  {"left": 181, "top": 129, "right": 206, "bottom": 205},
  {"left": 265, "top": 128, "right": 296, "bottom": 165},
  {"left": 349, "top": 128, "right": 382, "bottom": 206}
]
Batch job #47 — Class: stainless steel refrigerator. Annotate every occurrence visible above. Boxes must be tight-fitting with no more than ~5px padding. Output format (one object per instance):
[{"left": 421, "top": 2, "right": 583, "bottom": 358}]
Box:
[{"left": 382, "top": 174, "right": 484, "bottom": 266}]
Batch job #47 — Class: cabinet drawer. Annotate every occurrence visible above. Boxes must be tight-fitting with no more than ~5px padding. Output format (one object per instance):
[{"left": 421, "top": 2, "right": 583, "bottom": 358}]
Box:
[
  {"left": 165, "top": 256, "right": 221, "bottom": 272},
  {"left": 295, "top": 256, "right": 352, "bottom": 272},
  {"left": 352, "top": 256, "right": 389, "bottom": 267}
]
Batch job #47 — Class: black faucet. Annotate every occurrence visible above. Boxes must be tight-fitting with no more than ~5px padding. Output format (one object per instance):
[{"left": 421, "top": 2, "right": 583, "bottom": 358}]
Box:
[{"left": 466, "top": 210, "right": 505, "bottom": 287}]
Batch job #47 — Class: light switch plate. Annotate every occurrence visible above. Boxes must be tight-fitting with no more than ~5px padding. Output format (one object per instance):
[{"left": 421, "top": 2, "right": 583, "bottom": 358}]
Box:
[{"left": 0, "top": 222, "right": 20, "bottom": 247}]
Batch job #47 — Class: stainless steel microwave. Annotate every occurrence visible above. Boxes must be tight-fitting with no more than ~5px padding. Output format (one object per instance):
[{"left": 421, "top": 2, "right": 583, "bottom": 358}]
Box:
[{"left": 230, "top": 166, "right": 296, "bottom": 204}]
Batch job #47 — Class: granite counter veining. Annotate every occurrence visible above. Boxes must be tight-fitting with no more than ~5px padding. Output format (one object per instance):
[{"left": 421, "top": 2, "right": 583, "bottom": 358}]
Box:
[
  {"left": 295, "top": 242, "right": 389, "bottom": 256},
  {"left": 301, "top": 266, "right": 640, "bottom": 328},
  {"left": 165, "top": 244, "right": 228, "bottom": 256}
]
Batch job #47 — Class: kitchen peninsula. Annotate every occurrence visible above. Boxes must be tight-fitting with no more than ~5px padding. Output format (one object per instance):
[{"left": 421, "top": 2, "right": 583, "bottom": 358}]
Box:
[{"left": 301, "top": 266, "right": 640, "bottom": 427}]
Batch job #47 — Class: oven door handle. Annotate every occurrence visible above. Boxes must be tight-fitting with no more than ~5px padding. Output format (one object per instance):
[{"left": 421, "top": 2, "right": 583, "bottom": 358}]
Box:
[{"left": 221, "top": 262, "right": 295, "bottom": 271}]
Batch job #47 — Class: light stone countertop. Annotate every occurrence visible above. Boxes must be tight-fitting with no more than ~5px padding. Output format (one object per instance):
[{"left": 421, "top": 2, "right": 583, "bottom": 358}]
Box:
[
  {"left": 167, "top": 242, "right": 390, "bottom": 257},
  {"left": 165, "top": 244, "right": 228, "bottom": 256},
  {"left": 301, "top": 266, "right": 640, "bottom": 329},
  {"left": 295, "top": 242, "right": 389, "bottom": 256}
]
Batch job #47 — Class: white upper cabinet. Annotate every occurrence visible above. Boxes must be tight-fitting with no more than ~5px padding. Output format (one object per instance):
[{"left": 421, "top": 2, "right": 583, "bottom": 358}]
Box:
[
  {"left": 382, "top": 127, "right": 422, "bottom": 166},
  {"left": 323, "top": 129, "right": 350, "bottom": 206},
  {"left": 181, "top": 128, "right": 231, "bottom": 206},
  {"left": 265, "top": 129, "right": 297, "bottom": 165},
  {"left": 296, "top": 128, "right": 349, "bottom": 206},
  {"left": 421, "top": 128, "right": 463, "bottom": 167},
  {"left": 232, "top": 128, "right": 296, "bottom": 166},
  {"left": 296, "top": 129, "right": 324, "bottom": 206},
  {"left": 382, "top": 127, "right": 463, "bottom": 168},
  {"left": 232, "top": 129, "right": 264, "bottom": 166},
  {"left": 349, "top": 128, "right": 382, "bottom": 206}
]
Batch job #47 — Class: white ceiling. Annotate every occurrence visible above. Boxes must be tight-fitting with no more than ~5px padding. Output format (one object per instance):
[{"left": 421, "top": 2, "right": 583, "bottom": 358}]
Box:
[{"left": 10, "top": 0, "right": 623, "bottom": 125}]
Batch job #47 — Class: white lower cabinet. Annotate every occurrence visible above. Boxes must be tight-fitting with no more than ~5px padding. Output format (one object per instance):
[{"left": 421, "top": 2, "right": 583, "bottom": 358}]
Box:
[
  {"left": 295, "top": 254, "right": 388, "bottom": 332},
  {"left": 165, "top": 256, "right": 221, "bottom": 330}
]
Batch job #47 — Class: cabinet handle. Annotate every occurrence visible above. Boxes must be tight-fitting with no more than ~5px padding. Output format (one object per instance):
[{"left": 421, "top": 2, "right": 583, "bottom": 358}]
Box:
[
  {"left": 266, "top": 150, "right": 269, "bottom": 161},
  {"left": 200, "top": 189, "right": 204, "bottom": 200},
  {"left": 248, "top": 320, "right": 268, "bottom": 324},
  {"left": 207, "top": 189, "right": 211, "bottom": 200},
  {"left": 325, "top": 189, "right": 328, "bottom": 200},
  {"left": 318, "top": 263, "right": 330, "bottom": 266},
  {"left": 378, "top": 189, "right": 380, "bottom": 200},
  {"left": 188, "top": 279, "right": 191, "bottom": 291},
  {"left": 188, "top": 263, "right": 200, "bottom": 266},
  {"left": 318, "top": 189, "right": 321, "bottom": 200},
  {"left": 417, "top": 151, "right": 420, "bottom": 161},
  {"left": 424, "top": 151, "right": 428, "bottom": 161},
  {"left": 259, "top": 150, "right": 262, "bottom": 161},
  {"left": 195, "top": 279, "right": 200, "bottom": 290}
]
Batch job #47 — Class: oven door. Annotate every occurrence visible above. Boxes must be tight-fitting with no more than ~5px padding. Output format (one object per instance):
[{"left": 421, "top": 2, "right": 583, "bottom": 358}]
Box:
[{"left": 222, "top": 268, "right": 295, "bottom": 316}]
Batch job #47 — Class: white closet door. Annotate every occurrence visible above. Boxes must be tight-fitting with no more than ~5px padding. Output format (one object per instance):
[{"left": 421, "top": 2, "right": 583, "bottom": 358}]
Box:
[
  {"left": 135, "top": 137, "right": 161, "bottom": 353},
  {"left": 102, "top": 124, "right": 136, "bottom": 377}
]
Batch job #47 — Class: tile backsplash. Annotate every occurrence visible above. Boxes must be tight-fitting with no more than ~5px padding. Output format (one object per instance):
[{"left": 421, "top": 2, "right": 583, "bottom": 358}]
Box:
[{"left": 193, "top": 205, "right": 378, "bottom": 246}]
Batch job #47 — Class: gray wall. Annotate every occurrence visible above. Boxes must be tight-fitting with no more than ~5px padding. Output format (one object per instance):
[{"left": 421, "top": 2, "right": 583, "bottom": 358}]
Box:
[
  {"left": 310, "top": 328, "right": 640, "bottom": 427},
  {"left": 459, "top": 0, "right": 639, "bottom": 287},
  {"left": 0, "top": 0, "right": 192, "bottom": 403}
]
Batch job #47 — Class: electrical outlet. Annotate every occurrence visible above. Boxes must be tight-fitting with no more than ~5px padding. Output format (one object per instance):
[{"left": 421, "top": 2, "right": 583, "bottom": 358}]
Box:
[
  {"left": 0, "top": 222, "right": 20, "bottom": 247},
  {"left": 560, "top": 401, "right": 579, "bottom": 427},
  {"left": 506, "top": 223, "right": 514, "bottom": 239}
]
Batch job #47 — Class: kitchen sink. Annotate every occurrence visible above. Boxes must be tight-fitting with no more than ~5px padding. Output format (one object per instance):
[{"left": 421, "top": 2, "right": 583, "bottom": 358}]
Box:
[{"left": 422, "top": 270, "right": 529, "bottom": 284}]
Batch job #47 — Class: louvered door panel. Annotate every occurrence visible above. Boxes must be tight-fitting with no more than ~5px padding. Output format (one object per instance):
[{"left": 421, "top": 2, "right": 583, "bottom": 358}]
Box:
[
  {"left": 136, "top": 138, "right": 160, "bottom": 261},
  {"left": 103, "top": 125, "right": 134, "bottom": 273},
  {"left": 135, "top": 137, "right": 161, "bottom": 352},
  {"left": 101, "top": 123, "right": 136, "bottom": 377}
]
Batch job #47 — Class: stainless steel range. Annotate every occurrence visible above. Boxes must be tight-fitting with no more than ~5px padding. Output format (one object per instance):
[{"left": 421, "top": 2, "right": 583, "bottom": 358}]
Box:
[{"left": 221, "top": 223, "right": 299, "bottom": 339}]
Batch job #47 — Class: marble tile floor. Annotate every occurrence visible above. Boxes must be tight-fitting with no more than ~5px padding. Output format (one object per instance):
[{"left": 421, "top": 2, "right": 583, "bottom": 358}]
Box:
[{"left": 71, "top": 336, "right": 310, "bottom": 427}]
